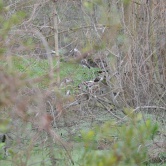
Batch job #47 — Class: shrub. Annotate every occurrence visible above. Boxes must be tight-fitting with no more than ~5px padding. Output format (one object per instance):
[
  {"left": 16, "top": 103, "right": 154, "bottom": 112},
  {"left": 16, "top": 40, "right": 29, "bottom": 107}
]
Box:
[{"left": 80, "top": 112, "right": 158, "bottom": 166}]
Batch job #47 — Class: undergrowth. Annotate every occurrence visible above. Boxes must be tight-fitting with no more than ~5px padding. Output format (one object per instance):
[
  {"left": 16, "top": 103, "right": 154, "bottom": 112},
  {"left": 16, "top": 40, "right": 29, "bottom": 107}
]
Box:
[{"left": 1, "top": 56, "right": 99, "bottom": 89}]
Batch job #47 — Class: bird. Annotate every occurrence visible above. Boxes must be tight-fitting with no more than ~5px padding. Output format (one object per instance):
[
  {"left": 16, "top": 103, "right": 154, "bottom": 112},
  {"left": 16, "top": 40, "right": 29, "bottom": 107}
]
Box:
[{"left": 80, "top": 59, "right": 91, "bottom": 69}]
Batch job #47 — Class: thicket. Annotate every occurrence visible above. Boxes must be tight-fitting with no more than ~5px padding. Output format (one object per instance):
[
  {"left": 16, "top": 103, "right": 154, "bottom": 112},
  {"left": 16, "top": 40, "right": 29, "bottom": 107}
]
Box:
[{"left": 0, "top": 0, "right": 165, "bottom": 166}]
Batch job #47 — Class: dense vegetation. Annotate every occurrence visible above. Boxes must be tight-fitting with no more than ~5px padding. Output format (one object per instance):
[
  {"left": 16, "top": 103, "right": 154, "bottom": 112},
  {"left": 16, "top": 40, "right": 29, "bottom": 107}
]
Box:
[{"left": 0, "top": 0, "right": 165, "bottom": 166}]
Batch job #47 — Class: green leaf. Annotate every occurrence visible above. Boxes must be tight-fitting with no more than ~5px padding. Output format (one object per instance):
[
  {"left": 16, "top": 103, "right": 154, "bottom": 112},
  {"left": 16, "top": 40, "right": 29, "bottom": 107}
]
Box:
[
  {"left": 0, "top": 0, "right": 3, "bottom": 11},
  {"left": 0, "top": 143, "right": 5, "bottom": 149}
]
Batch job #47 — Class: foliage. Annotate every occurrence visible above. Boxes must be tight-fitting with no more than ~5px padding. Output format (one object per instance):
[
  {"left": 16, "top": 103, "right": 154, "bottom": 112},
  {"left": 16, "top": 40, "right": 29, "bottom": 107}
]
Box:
[
  {"left": 0, "top": 1, "right": 25, "bottom": 39},
  {"left": 80, "top": 114, "right": 158, "bottom": 166},
  {"left": 0, "top": 0, "right": 165, "bottom": 166},
  {"left": 0, "top": 142, "right": 5, "bottom": 159}
]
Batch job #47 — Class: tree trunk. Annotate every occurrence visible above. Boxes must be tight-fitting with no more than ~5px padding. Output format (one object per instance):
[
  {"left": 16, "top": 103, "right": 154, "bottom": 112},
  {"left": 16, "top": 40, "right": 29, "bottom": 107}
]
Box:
[{"left": 52, "top": 0, "right": 60, "bottom": 85}]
